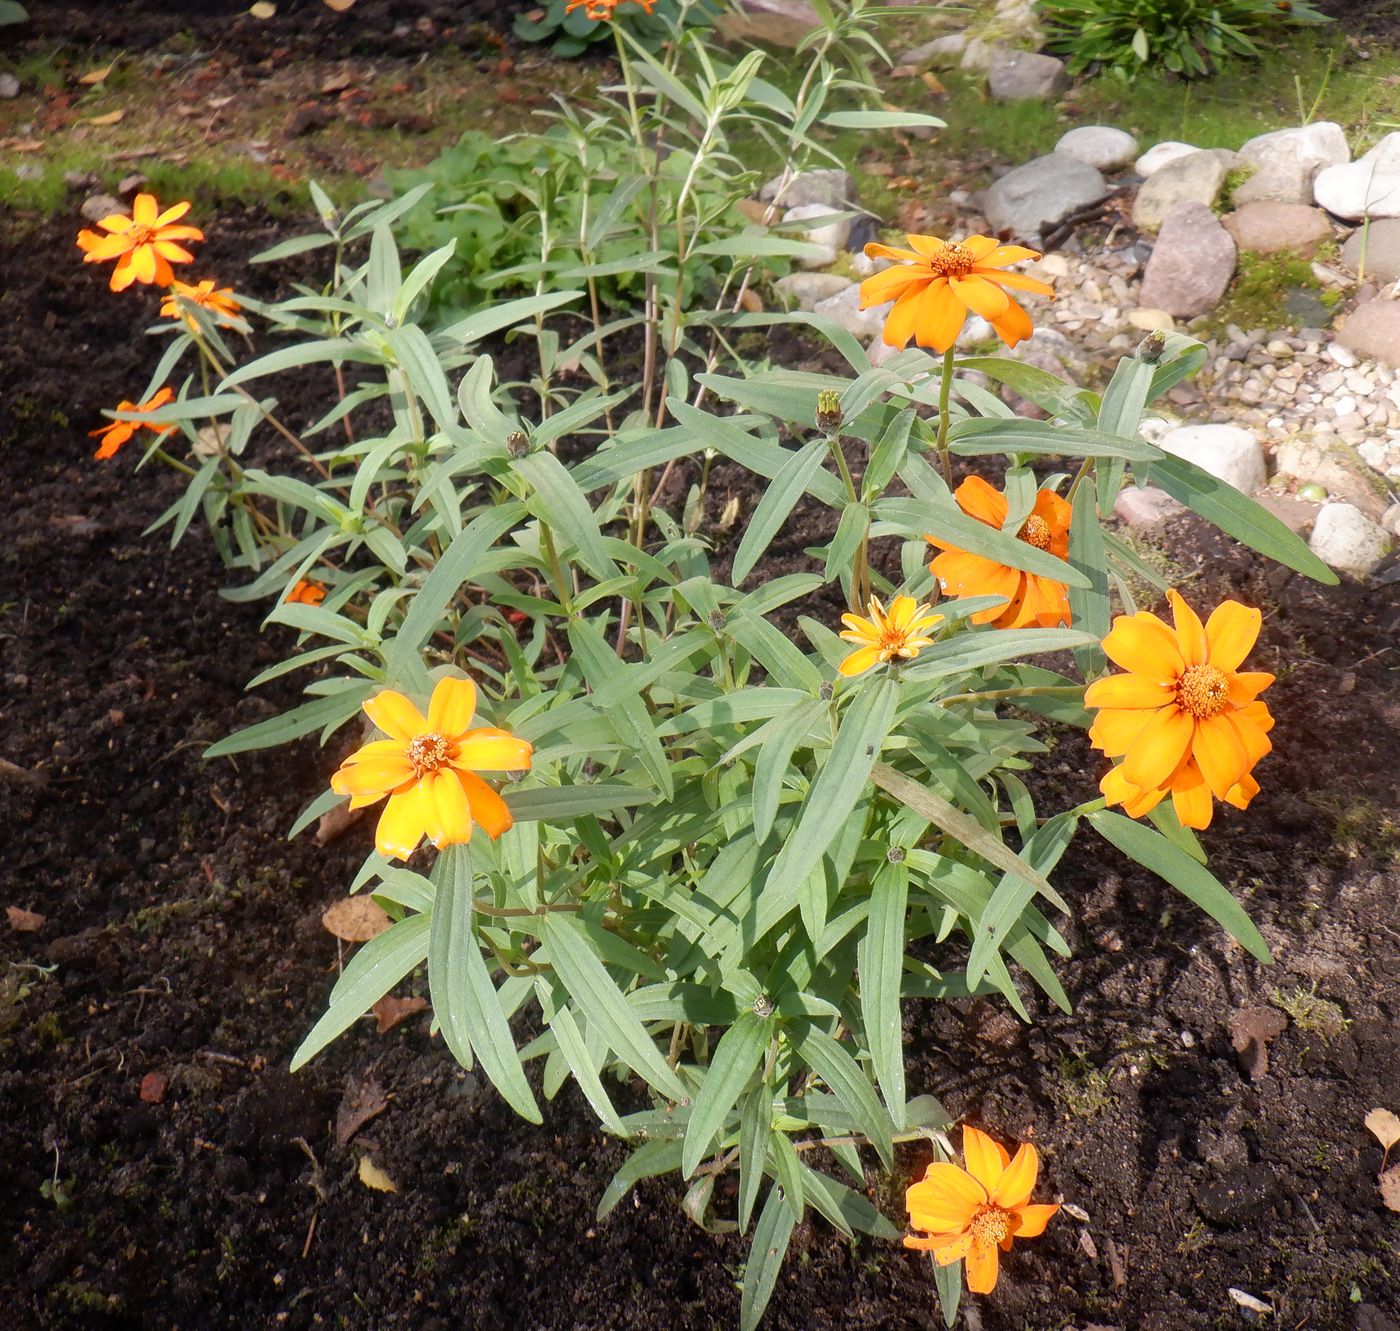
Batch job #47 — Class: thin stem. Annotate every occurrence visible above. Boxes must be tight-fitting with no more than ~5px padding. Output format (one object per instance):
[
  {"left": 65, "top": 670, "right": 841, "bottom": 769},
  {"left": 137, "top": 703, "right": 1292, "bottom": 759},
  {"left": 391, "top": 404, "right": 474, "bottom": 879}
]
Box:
[
  {"left": 934, "top": 347, "right": 956, "bottom": 487},
  {"left": 939, "top": 684, "right": 1085, "bottom": 707}
]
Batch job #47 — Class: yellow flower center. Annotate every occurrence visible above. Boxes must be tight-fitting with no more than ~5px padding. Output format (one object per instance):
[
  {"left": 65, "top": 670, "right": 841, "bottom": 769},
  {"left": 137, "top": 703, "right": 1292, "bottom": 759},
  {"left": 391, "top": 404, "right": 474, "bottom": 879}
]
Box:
[
  {"left": 407, "top": 732, "right": 452, "bottom": 776},
  {"left": 127, "top": 223, "right": 156, "bottom": 248},
  {"left": 1019, "top": 515, "right": 1052, "bottom": 550},
  {"left": 1177, "top": 664, "right": 1229, "bottom": 719},
  {"left": 969, "top": 1205, "right": 1012, "bottom": 1245},
  {"left": 925, "top": 242, "right": 976, "bottom": 279}
]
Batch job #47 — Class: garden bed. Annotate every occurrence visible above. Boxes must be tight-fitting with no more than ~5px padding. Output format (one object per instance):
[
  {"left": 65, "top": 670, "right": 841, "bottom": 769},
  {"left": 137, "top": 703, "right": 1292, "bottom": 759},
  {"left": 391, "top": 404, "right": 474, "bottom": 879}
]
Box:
[{"left": 2, "top": 206, "right": 1398, "bottom": 1330}]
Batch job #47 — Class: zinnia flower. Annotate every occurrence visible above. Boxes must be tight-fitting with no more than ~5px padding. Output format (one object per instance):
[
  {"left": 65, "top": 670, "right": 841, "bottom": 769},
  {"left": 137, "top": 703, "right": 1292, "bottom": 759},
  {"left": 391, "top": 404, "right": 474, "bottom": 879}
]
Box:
[
  {"left": 331, "top": 676, "right": 532, "bottom": 861},
  {"left": 858, "top": 233, "right": 1053, "bottom": 353},
  {"left": 927, "top": 476, "right": 1071, "bottom": 629},
  {"left": 905, "top": 1125, "right": 1059, "bottom": 1294},
  {"left": 76, "top": 192, "right": 203, "bottom": 292},
  {"left": 1086, "top": 590, "right": 1275, "bottom": 830},
  {"left": 160, "top": 278, "right": 242, "bottom": 329},
  {"left": 838, "top": 594, "right": 943, "bottom": 676},
  {"left": 285, "top": 579, "right": 327, "bottom": 606},
  {"left": 564, "top": 0, "right": 656, "bottom": 18},
  {"left": 88, "top": 387, "right": 176, "bottom": 460}
]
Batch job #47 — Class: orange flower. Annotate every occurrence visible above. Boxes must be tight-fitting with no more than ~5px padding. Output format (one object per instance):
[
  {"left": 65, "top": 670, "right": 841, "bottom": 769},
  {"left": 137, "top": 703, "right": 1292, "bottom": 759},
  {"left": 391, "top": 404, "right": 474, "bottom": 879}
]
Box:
[
  {"left": 88, "top": 387, "right": 177, "bottom": 460},
  {"left": 285, "top": 579, "right": 327, "bottom": 606},
  {"left": 331, "top": 676, "right": 532, "bottom": 861},
  {"left": 858, "top": 233, "right": 1053, "bottom": 353},
  {"left": 564, "top": 0, "right": 656, "bottom": 17},
  {"left": 927, "top": 476, "right": 1071, "bottom": 629},
  {"left": 838, "top": 595, "right": 943, "bottom": 677},
  {"left": 1087, "top": 590, "right": 1275, "bottom": 830},
  {"left": 905, "top": 1125, "right": 1059, "bottom": 1294},
  {"left": 76, "top": 192, "right": 203, "bottom": 292},
  {"left": 160, "top": 278, "right": 242, "bottom": 329}
]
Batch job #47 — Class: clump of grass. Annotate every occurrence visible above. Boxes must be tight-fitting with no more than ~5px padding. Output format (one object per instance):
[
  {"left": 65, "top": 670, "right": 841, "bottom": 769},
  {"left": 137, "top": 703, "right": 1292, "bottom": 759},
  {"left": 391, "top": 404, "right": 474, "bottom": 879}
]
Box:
[{"left": 1203, "top": 251, "right": 1339, "bottom": 337}]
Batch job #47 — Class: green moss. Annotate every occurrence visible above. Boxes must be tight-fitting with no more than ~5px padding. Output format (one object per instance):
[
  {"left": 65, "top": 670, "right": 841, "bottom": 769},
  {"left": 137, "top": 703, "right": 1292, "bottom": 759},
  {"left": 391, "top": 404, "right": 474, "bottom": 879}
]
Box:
[
  {"left": 1204, "top": 251, "right": 1328, "bottom": 336},
  {"left": 1216, "top": 164, "right": 1257, "bottom": 213},
  {"left": 1269, "top": 982, "right": 1349, "bottom": 1040}
]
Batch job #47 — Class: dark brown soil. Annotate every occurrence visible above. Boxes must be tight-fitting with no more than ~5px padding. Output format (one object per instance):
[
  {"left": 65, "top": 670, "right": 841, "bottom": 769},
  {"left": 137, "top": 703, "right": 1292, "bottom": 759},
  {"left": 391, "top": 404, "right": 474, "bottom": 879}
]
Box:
[{"left": 2, "top": 207, "right": 1399, "bottom": 1331}]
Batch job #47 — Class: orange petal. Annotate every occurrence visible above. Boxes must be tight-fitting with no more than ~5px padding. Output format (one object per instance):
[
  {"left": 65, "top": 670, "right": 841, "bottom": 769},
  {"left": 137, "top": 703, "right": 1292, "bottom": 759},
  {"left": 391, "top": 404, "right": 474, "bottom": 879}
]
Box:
[
  {"left": 1010, "top": 1202, "right": 1060, "bottom": 1239},
  {"left": 989, "top": 295, "right": 1034, "bottom": 349},
  {"left": 331, "top": 755, "right": 415, "bottom": 800},
  {"left": 1224, "top": 771, "right": 1260, "bottom": 810},
  {"left": 131, "top": 192, "right": 159, "bottom": 225},
  {"left": 1101, "top": 612, "right": 1184, "bottom": 678},
  {"left": 978, "top": 243, "right": 1041, "bottom": 267},
  {"left": 154, "top": 199, "right": 192, "bottom": 227},
  {"left": 1121, "top": 704, "right": 1194, "bottom": 792},
  {"left": 453, "top": 728, "right": 532, "bottom": 772},
  {"left": 906, "top": 233, "right": 951, "bottom": 259},
  {"left": 425, "top": 770, "right": 473, "bottom": 847},
  {"left": 960, "top": 234, "right": 1001, "bottom": 260},
  {"left": 881, "top": 280, "right": 932, "bottom": 349},
  {"left": 1169, "top": 762, "right": 1214, "bottom": 830},
  {"left": 927, "top": 1232, "right": 975, "bottom": 1266},
  {"left": 1205, "top": 600, "right": 1262, "bottom": 673},
  {"left": 364, "top": 689, "right": 428, "bottom": 742},
  {"left": 1088, "top": 706, "right": 1153, "bottom": 758},
  {"left": 839, "top": 644, "right": 884, "bottom": 677},
  {"left": 458, "top": 771, "right": 513, "bottom": 839},
  {"left": 990, "top": 1142, "right": 1040, "bottom": 1209},
  {"left": 953, "top": 475, "right": 1008, "bottom": 528},
  {"left": 907, "top": 1163, "right": 987, "bottom": 1230},
  {"left": 428, "top": 675, "right": 478, "bottom": 738},
  {"left": 859, "top": 265, "right": 926, "bottom": 307},
  {"left": 1227, "top": 671, "right": 1275, "bottom": 707},
  {"left": 863, "top": 241, "right": 922, "bottom": 264},
  {"left": 1100, "top": 762, "right": 1166, "bottom": 818},
  {"left": 1084, "top": 674, "right": 1175, "bottom": 710},
  {"left": 962, "top": 1126, "right": 1010, "bottom": 1194},
  {"left": 1192, "top": 714, "right": 1250, "bottom": 800},
  {"left": 949, "top": 273, "right": 1010, "bottom": 321},
  {"left": 920, "top": 279, "right": 967, "bottom": 353},
  {"left": 976, "top": 268, "right": 1055, "bottom": 297},
  {"left": 1167, "top": 589, "right": 1207, "bottom": 667},
  {"left": 1227, "top": 709, "right": 1272, "bottom": 767},
  {"left": 965, "top": 1238, "right": 1001, "bottom": 1293},
  {"left": 375, "top": 783, "right": 429, "bottom": 860}
]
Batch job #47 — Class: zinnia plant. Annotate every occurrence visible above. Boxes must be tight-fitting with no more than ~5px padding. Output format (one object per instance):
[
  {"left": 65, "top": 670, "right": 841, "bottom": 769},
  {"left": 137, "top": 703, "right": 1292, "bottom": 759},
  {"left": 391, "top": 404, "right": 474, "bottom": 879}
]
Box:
[
  {"left": 76, "top": 192, "right": 203, "bottom": 292},
  {"left": 76, "top": 8, "right": 1343, "bottom": 1327}
]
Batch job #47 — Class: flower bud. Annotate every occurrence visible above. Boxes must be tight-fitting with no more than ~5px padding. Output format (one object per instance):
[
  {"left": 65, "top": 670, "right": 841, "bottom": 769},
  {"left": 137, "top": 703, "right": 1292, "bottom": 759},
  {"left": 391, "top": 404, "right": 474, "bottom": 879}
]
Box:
[
  {"left": 819, "top": 680, "right": 834, "bottom": 700},
  {"left": 1136, "top": 331, "right": 1166, "bottom": 364},
  {"left": 505, "top": 430, "right": 529, "bottom": 459},
  {"left": 887, "top": 846, "right": 906, "bottom": 864},
  {"left": 752, "top": 994, "right": 774, "bottom": 1018},
  {"left": 816, "top": 389, "right": 843, "bottom": 436},
  {"left": 707, "top": 609, "right": 726, "bottom": 632}
]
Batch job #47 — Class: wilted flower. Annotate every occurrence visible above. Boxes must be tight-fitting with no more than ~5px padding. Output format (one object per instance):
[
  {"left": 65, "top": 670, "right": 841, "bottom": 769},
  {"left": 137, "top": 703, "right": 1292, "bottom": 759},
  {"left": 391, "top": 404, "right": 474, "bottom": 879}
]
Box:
[
  {"left": 88, "top": 386, "right": 176, "bottom": 460},
  {"left": 858, "top": 233, "right": 1052, "bottom": 353},
  {"left": 927, "top": 476, "right": 1071, "bottom": 629},
  {"left": 331, "top": 676, "right": 532, "bottom": 861},
  {"left": 905, "top": 1125, "right": 1060, "bottom": 1294},
  {"left": 1087, "top": 590, "right": 1275, "bottom": 830},
  {"left": 284, "top": 579, "right": 327, "bottom": 606},
  {"left": 76, "top": 193, "right": 203, "bottom": 292},
  {"left": 838, "top": 594, "right": 943, "bottom": 676},
  {"left": 160, "top": 278, "right": 243, "bottom": 330}
]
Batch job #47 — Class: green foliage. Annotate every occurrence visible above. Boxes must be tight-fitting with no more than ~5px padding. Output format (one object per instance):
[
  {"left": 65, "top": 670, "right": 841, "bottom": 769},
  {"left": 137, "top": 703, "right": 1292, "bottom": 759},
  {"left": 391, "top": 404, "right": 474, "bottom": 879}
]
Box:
[
  {"left": 0, "top": 1, "right": 28, "bottom": 25},
  {"left": 1039, "top": 0, "right": 1331, "bottom": 80},
  {"left": 513, "top": 0, "right": 716, "bottom": 57}
]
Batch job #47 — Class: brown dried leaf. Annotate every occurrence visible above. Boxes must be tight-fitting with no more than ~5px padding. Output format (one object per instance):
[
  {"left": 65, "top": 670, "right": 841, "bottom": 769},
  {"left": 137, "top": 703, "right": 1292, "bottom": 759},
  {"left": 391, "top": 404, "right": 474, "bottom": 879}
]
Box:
[
  {"left": 1364, "top": 1108, "right": 1400, "bottom": 1153},
  {"left": 6, "top": 906, "right": 45, "bottom": 932},
  {"left": 738, "top": 288, "right": 763, "bottom": 314},
  {"left": 920, "top": 71, "right": 947, "bottom": 97},
  {"left": 321, "top": 897, "right": 390, "bottom": 943},
  {"left": 373, "top": 994, "right": 428, "bottom": 1035},
  {"left": 320, "top": 70, "right": 353, "bottom": 94},
  {"left": 78, "top": 63, "right": 115, "bottom": 86},
  {"left": 336, "top": 1075, "right": 391, "bottom": 1147},
  {"left": 358, "top": 1156, "right": 397, "bottom": 1192},
  {"left": 84, "top": 109, "right": 124, "bottom": 127},
  {"left": 1378, "top": 1165, "right": 1400, "bottom": 1213},
  {"left": 324, "top": 0, "right": 357, "bottom": 10},
  {"left": 1227, "top": 1006, "right": 1287, "bottom": 1079},
  {"left": 315, "top": 800, "right": 365, "bottom": 847},
  {"left": 249, "top": 1, "right": 277, "bottom": 17}
]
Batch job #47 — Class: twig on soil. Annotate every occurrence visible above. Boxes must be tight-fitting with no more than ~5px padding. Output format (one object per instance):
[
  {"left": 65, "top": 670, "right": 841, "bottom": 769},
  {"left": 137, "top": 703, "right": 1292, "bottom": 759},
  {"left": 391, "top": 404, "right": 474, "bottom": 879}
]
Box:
[
  {"left": 1105, "top": 1236, "right": 1127, "bottom": 1289},
  {"left": 0, "top": 757, "right": 48, "bottom": 787}
]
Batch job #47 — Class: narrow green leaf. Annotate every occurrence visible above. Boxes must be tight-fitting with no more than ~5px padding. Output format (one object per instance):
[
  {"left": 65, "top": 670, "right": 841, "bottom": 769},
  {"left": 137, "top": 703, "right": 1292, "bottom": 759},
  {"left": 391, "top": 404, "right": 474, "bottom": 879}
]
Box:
[
  {"left": 514, "top": 450, "right": 621, "bottom": 584},
  {"left": 1068, "top": 483, "right": 1109, "bottom": 677},
  {"left": 596, "top": 1140, "right": 685, "bottom": 1221},
  {"left": 792, "top": 1025, "right": 893, "bottom": 1168},
  {"left": 752, "top": 699, "right": 826, "bottom": 843},
  {"left": 732, "top": 438, "right": 830, "bottom": 585},
  {"left": 739, "top": 1187, "right": 798, "bottom": 1331},
  {"left": 549, "top": 1006, "right": 629, "bottom": 1136},
  {"left": 859, "top": 862, "right": 909, "bottom": 1125},
  {"left": 738, "top": 1085, "right": 770, "bottom": 1233}
]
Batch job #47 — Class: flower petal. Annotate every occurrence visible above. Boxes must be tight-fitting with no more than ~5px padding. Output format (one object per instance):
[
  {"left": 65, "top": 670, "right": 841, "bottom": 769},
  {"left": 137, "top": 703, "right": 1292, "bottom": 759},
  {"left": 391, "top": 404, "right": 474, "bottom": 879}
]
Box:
[
  {"left": 364, "top": 689, "right": 429, "bottom": 742},
  {"left": 154, "top": 199, "right": 192, "bottom": 227},
  {"left": 1227, "top": 671, "right": 1275, "bottom": 707},
  {"left": 962, "top": 1126, "right": 1010, "bottom": 1194},
  {"left": 453, "top": 728, "right": 533, "bottom": 772},
  {"left": 920, "top": 279, "right": 968, "bottom": 352},
  {"left": 1169, "top": 761, "right": 1214, "bottom": 830},
  {"left": 1193, "top": 714, "right": 1250, "bottom": 800},
  {"left": 426, "top": 770, "right": 473, "bottom": 847},
  {"left": 989, "top": 1142, "right": 1040, "bottom": 1209},
  {"left": 978, "top": 243, "right": 1041, "bottom": 267},
  {"left": 1205, "top": 600, "right": 1262, "bottom": 673},
  {"left": 880, "top": 281, "right": 930, "bottom": 349},
  {"left": 975, "top": 268, "right": 1055, "bottom": 297},
  {"left": 375, "top": 784, "right": 429, "bottom": 860},
  {"left": 458, "top": 771, "right": 513, "bottom": 839},
  {"left": 1010, "top": 1202, "right": 1060, "bottom": 1239},
  {"left": 1167, "top": 589, "right": 1207, "bottom": 666},
  {"left": 331, "top": 754, "right": 414, "bottom": 799},
  {"left": 1088, "top": 706, "right": 1154, "bottom": 758},
  {"left": 428, "top": 675, "right": 478, "bottom": 738},
  {"left": 1084, "top": 674, "right": 1176, "bottom": 710},
  {"left": 1121, "top": 704, "right": 1194, "bottom": 792},
  {"left": 858, "top": 266, "right": 926, "bottom": 307},
  {"left": 990, "top": 294, "right": 1034, "bottom": 349},
  {"left": 863, "top": 241, "right": 922, "bottom": 264},
  {"left": 907, "top": 1162, "right": 988, "bottom": 1231},
  {"left": 950, "top": 273, "right": 1010, "bottom": 321},
  {"left": 1101, "top": 612, "right": 1184, "bottom": 678},
  {"left": 927, "top": 1232, "right": 975, "bottom": 1266},
  {"left": 1100, "top": 762, "right": 1166, "bottom": 818},
  {"left": 839, "top": 644, "right": 884, "bottom": 676},
  {"left": 131, "top": 193, "right": 159, "bottom": 225},
  {"left": 953, "top": 475, "right": 1008, "bottom": 528},
  {"left": 965, "top": 1238, "right": 1001, "bottom": 1293}
]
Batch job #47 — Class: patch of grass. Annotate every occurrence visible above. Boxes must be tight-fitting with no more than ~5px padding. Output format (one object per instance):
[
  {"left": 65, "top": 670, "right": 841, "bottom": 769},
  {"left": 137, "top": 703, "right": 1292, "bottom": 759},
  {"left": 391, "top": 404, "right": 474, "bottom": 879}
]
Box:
[
  {"left": 1203, "top": 250, "right": 1337, "bottom": 337},
  {"left": 1314, "top": 794, "right": 1400, "bottom": 858},
  {"left": 1269, "top": 982, "right": 1349, "bottom": 1040}
]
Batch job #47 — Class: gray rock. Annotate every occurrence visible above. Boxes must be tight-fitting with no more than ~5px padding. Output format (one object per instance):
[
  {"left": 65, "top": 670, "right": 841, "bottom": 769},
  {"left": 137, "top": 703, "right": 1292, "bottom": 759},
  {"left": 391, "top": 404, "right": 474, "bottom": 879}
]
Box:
[
  {"left": 80, "top": 193, "right": 123, "bottom": 223},
  {"left": 1159, "top": 424, "right": 1265, "bottom": 493},
  {"left": 1275, "top": 439, "right": 1389, "bottom": 519},
  {"left": 1341, "top": 219, "right": 1400, "bottom": 284},
  {"left": 773, "top": 272, "right": 853, "bottom": 311},
  {"left": 1113, "top": 486, "right": 1186, "bottom": 529},
  {"left": 1234, "top": 122, "right": 1349, "bottom": 206},
  {"left": 1355, "top": 1306, "right": 1400, "bottom": 1331},
  {"left": 811, "top": 283, "right": 887, "bottom": 339},
  {"left": 959, "top": 38, "right": 1008, "bottom": 73},
  {"left": 783, "top": 203, "right": 850, "bottom": 269},
  {"left": 982, "top": 153, "right": 1107, "bottom": 240},
  {"left": 0, "top": 72, "right": 19, "bottom": 99},
  {"left": 986, "top": 50, "right": 1068, "bottom": 101},
  {"left": 1135, "top": 141, "right": 1199, "bottom": 178},
  {"left": 1132, "top": 151, "right": 1227, "bottom": 232},
  {"left": 1314, "top": 132, "right": 1400, "bottom": 220},
  {"left": 759, "top": 168, "right": 854, "bottom": 210},
  {"left": 1337, "top": 299, "right": 1400, "bottom": 368},
  {"left": 1222, "top": 202, "right": 1334, "bottom": 257},
  {"left": 899, "top": 34, "right": 967, "bottom": 67},
  {"left": 1308, "top": 502, "right": 1392, "bottom": 575},
  {"left": 1253, "top": 493, "right": 1321, "bottom": 536},
  {"left": 1056, "top": 125, "right": 1138, "bottom": 172},
  {"left": 715, "top": 0, "right": 821, "bottom": 48},
  {"left": 1139, "top": 201, "right": 1237, "bottom": 319}
]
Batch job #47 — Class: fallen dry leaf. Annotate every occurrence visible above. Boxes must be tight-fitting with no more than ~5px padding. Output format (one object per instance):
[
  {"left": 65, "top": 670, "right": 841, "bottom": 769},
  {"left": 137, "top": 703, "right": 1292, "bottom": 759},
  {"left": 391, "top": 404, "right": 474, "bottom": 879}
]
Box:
[
  {"left": 1365, "top": 1108, "right": 1400, "bottom": 1154},
  {"left": 320, "top": 70, "right": 353, "bottom": 94},
  {"left": 321, "top": 896, "right": 391, "bottom": 943},
  {"left": 373, "top": 994, "right": 428, "bottom": 1035},
  {"left": 4, "top": 139, "right": 46, "bottom": 153},
  {"left": 315, "top": 800, "right": 366, "bottom": 847},
  {"left": 920, "top": 71, "right": 947, "bottom": 97},
  {"left": 358, "top": 1156, "right": 397, "bottom": 1193},
  {"left": 1381, "top": 1165, "right": 1400, "bottom": 1213},
  {"left": 1227, "top": 1006, "right": 1287, "bottom": 1079},
  {"left": 738, "top": 288, "right": 763, "bottom": 313},
  {"left": 324, "top": 0, "right": 356, "bottom": 9},
  {"left": 84, "top": 110, "right": 125, "bottom": 127},
  {"left": 139, "top": 1071, "right": 169, "bottom": 1104},
  {"left": 78, "top": 63, "right": 116, "bottom": 86},
  {"left": 249, "top": 1, "right": 277, "bottom": 17},
  {"left": 6, "top": 906, "right": 45, "bottom": 932},
  {"left": 336, "top": 1074, "right": 391, "bottom": 1147}
]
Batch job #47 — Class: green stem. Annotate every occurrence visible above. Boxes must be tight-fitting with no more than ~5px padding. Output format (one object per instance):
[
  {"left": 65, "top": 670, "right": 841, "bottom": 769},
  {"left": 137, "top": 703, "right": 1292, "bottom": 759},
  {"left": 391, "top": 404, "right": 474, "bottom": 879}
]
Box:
[
  {"left": 939, "top": 684, "right": 1085, "bottom": 706},
  {"left": 934, "top": 347, "right": 956, "bottom": 488}
]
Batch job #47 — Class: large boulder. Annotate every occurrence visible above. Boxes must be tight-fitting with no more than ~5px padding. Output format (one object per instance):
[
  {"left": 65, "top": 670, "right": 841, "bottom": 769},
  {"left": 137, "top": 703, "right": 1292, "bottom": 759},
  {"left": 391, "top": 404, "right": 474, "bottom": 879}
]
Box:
[
  {"left": 759, "top": 169, "right": 854, "bottom": 210},
  {"left": 982, "top": 153, "right": 1107, "bottom": 240},
  {"left": 1233, "top": 122, "right": 1349, "bottom": 206},
  {"left": 716, "top": 0, "right": 820, "bottom": 47},
  {"left": 1138, "top": 201, "right": 1237, "bottom": 318},
  {"left": 986, "top": 50, "right": 1068, "bottom": 101},
  {"left": 1158, "top": 424, "right": 1266, "bottom": 494},
  {"left": 1314, "top": 132, "right": 1400, "bottom": 220},
  {"left": 1340, "top": 218, "right": 1400, "bottom": 283},
  {"left": 1135, "top": 141, "right": 1200, "bottom": 178},
  {"left": 1132, "top": 151, "right": 1227, "bottom": 231},
  {"left": 1056, "top": 125, "right": 1138, "bottom": 172},
  {"left": 1336, "top": 299, "right": 1400, "bottom": 368},
  {"left": 773, "top": 272, "right": 853, "bottom": 311},
  {"left": 1221, "top": 202, "right": 1334, "bottom": 257},
  {"left": 783, "top": 203, "right": 850, "bottom": 269},
  {"left": 1308, "top": 502, "right": 1392, "bottom": 576}
]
